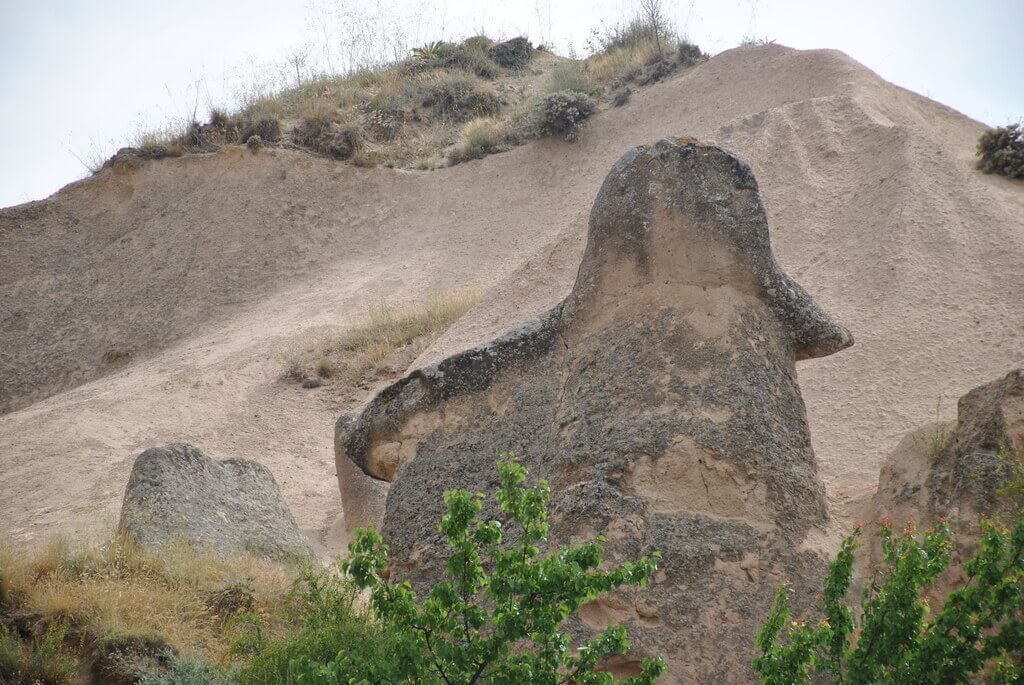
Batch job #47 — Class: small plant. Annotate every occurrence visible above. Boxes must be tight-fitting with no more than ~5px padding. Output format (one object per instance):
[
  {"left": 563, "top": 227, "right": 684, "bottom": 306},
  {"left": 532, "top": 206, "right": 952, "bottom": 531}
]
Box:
[
  {"left": 977, "top": 123, "right": 1024, "bottom": 179},
  {"left": 246, "top": 135, "right": 263, "bottom": 152},
  {"left": 613, "top": 87, "right": 632, "bottom": 107},
  {"left": 418, "top": 74, "right": 501, "bottom": 122},
  {"left": 239, "top": 118, "right": 281, "bottom": 145},
  {"left": 676, "top": 39, "right": 704, "bottom": 67},
  {"left": 534, "top": 90, "right": 598, "bottom": 140},
  {"left": 997, "top": 441, "right": 1024, "bottom": 508},
  {"left": 293, "top": 115, "right": 361, "bottom": 160},
  {"left": 0, "top": 623, "right": 80, "bottom": 684},
  {"left": 308, "top": 454, "right": 666, "bottom": 683},
  {"left": 448, "top": 117, "right": 505, "bottom": 163},
  {"left": 922, "top": 424, "right": 954, "bottom": 462},
  {"left": 753, "top": 516, "right": 1024, "bottom": 684}
]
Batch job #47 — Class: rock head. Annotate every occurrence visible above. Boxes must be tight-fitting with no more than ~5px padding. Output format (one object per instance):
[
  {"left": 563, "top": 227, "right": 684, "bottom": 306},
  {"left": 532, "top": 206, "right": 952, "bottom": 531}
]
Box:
[
  {"left": 336, "top": 139, "right": 852, "bottom": 682},
  {"left": 118, "top": 442, "right": 311, "bottom": 561}
]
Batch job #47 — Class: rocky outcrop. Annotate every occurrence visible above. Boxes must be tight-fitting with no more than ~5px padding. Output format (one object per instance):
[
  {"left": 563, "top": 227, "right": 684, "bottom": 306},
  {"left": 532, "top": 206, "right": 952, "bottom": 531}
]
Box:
[
  {"left": 863, "top": 370, "right": 1024, "bottom": 577},
  {"left": 118, "top": 443, "right": 311, "bottom": 561},
  {"left": 335, "top": 140, "right": 852, "bottom": 682}
]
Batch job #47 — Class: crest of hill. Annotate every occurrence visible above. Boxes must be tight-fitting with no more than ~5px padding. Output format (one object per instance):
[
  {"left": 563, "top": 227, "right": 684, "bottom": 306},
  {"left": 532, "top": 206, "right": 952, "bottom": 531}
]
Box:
[{"left": 0, "top": 44, "right": 1021, "bottom": 548}]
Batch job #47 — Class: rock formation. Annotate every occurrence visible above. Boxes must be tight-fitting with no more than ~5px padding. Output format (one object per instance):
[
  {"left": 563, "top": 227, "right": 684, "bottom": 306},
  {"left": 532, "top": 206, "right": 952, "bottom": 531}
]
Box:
[
  {"left": 336, "top": 140, "right": 852, "bottom": 682},
  {"left": 862, "top": 369, "right": 1024, "bottom": 584},
  {"left": 118, "top": 442, "right": 311, "bottom": 561}
]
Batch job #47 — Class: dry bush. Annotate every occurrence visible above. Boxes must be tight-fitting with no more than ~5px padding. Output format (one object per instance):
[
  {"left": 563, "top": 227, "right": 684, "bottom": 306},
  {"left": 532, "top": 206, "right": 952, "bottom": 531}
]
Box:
[
  {"left": 487, "top": 37, "right": 534, "bottom": 69},
  {"left": 416, "top": 72, "right": 502, "bottom": 122},
  {"left": 0, "top": 533, "right": 296, "bottom": 665},
  {"left": 543, "top": 61, "right": 595, "bottom": 95},
  {"left": 293, "top": 113, "right": 362, "bottom": 160},
  {"left": 280, "top": 290, "right": 480, "bottom": 384},
  {"left": 448, "top": 117, "right": 506, "bottom": 163},
  {"left": 532, "top": 91, "right": 598, "bottom": 140}
]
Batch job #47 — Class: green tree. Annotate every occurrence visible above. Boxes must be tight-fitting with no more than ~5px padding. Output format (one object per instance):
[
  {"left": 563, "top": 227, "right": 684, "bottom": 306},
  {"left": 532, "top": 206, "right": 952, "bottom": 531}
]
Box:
[
  {"left": 294, "top": 454, "right": 664, "bottom": 684},
  {"left": 753, "top": 517, "right": 1024, "bottom": 684}
]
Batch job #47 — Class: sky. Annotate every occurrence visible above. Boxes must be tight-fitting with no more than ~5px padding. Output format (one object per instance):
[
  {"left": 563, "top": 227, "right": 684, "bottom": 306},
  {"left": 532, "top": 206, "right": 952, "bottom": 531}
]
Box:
[{"left": 1, "top": 0, "right": 1021, "bottom": 209}]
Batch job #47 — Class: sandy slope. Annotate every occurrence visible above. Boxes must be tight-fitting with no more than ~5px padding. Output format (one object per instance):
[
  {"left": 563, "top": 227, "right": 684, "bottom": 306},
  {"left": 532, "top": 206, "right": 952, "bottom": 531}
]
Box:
[{"left": 1, "top": 44, "right": 1021, "bottom": 552}]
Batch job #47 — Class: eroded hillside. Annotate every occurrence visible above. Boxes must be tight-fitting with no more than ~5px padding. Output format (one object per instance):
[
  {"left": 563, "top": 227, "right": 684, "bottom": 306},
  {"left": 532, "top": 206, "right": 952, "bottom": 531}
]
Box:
[{"left": 1, "top": 44, "right": 1022, "bottom": 555}]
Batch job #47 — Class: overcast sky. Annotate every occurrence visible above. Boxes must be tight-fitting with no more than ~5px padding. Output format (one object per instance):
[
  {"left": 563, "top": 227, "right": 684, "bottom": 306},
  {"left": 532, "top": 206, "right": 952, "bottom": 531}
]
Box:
[{"left": 1, "top": 0, "right": 1021, "bottom": 209}]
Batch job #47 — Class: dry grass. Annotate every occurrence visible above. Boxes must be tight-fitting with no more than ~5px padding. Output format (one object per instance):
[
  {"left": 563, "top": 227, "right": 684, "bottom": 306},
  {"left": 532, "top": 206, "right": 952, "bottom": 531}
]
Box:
[
  {"left": 0, "top": 533, "right": 298, "bottom": 665},
  {"left": 108, "top": 17, "right": 703, "bottom": 172},
  {"left": 281, "top": 290, "right": 481, "bottom": 384},
  {"left": 585, "top": 37, "right": 665, "bottom": 86}
]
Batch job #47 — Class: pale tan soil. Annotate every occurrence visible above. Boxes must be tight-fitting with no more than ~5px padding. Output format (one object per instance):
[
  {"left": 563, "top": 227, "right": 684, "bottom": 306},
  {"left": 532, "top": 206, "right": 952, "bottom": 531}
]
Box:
[{"left": 1, "top": 44, "right": 1022, "bottom": 554}]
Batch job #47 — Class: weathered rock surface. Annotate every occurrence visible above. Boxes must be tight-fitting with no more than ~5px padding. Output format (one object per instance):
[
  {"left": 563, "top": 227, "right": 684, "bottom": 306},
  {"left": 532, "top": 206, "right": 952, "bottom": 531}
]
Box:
[
  {"left": 862, "top": 369, "right": 1024, "bottom": 582},
  {"left": 336, "top": 140, "right": 852, "bottom": 682},
  {"left": 118, "top": 442, "right": 311, "bottom": 561}
]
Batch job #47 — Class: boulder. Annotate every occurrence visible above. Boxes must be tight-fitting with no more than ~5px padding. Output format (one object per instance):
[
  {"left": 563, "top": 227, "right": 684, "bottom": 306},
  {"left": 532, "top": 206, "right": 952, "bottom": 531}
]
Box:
[
  {"left": 118, "top": 442, "right": 311, "bottom": 561},
  {"left": 336, "top": 139, "right": 853, "bottom": 682},
  {"left": 862, "top": 369, "right": 1024, "bottom": 583}
]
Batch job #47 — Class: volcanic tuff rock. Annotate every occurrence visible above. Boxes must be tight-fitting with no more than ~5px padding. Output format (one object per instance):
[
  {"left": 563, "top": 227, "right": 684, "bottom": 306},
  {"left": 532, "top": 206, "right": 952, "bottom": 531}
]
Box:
[
  {"left": 336, "top": 140, "right": 853, "bottom": 682},
  {"left": 862, "top": 369, "right": 1024, "bottom": 581},
  {"left": 118, "top": 442, "right": 311, "bottom": 561}
]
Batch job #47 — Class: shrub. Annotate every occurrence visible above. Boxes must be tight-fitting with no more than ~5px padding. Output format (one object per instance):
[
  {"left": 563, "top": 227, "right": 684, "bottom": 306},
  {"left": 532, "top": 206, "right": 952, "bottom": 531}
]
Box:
[
  {"left": 412, "top": 40, "right": 501, "bottom": 79},
  {"left": 293, "top": 116, "right": 362, "bottom": 160},
  {"left": 977, "top": 123, "right": 1024, "bottom": 179},
  {"left": 238, "top": 118, "right": 281, "bottom": 145},
  {"left": 448, "top": 117, "right": 505, "bottom": 163},
  {"left": 237, "top": 568, "right": 411, "bottom": 684},
  {"left": 543, "top": 60, "right": 594, "bottom": 95},
  {"left": 613, "top": 87, "right": 632, "bottom": 107},
  {"left": 418, "top": 74, "right": 501, "bottom": 121},
  {"left": 308, "top": 455, "right": 666, "bottom": 684},
  {"left": 487, "top": 37, "right": 533, "bottom": 69},
  {"left": 92, "top": 630, "right": 174, "bottom": 684},
  {"left": 676, "top": 39, "right": 704, "bottom": 67},
  {"left": 534, "top": 90, "right": 598, "bottom": 140},
  {"left": 245, "top": 135, "right": 262, "bottom": 152},
  {"left": 0, "top": 623, "right": 80, "bottom": 684},
  {"left": 753, "top": 516, "right": 1024, "bottom": 684},
  {"left": 136, "top": 654, "right": 234, "bottom": 684}
]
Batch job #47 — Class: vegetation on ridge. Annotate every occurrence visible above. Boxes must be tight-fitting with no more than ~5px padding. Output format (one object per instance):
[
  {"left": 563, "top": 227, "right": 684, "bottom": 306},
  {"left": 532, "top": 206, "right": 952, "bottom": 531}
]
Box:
[
  {"left": 100, "top": 8, "right": 705, "bottom": 173},
  {"left": 977, "top": 123, "right": 1024, "bottom": 179}
]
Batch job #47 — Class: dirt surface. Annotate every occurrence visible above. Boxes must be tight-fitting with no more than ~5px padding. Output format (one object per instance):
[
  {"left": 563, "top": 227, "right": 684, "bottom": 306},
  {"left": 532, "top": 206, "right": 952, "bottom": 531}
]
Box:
[{"left": 2, "top": 44, "right": 1022, "bottom": 555}]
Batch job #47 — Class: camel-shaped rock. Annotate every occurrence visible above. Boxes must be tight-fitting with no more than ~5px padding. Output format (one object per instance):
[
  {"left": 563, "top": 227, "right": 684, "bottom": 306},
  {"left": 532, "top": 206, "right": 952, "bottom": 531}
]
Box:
[{"left": 336, "top": 139, "right": 852, "bottom": 682}]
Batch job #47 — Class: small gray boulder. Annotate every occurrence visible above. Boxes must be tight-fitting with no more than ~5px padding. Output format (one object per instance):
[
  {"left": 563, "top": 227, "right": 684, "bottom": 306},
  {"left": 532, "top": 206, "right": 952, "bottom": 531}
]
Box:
[{"left": 118, "top": 443, "right": 311, "bottom": 561}]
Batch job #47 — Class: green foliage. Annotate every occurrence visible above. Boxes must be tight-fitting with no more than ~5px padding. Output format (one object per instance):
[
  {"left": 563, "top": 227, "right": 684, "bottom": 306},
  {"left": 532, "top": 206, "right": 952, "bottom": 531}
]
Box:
[
  {"left": 237, "top": 567, "right": 412, "bottom": 684},
  {"left": 137, "top": 654, "right": 236, "bottom": 685},
  {"left": 997, "top": 441, "right": 1024, "bottom": 508},
  {"left": 0, "top": 623, "right": 80, "bottom": 684},
  {"left": 287, "top": 454, "right": 664, "bottom": 683},
  {"left": 246, "top": 135, "right": 263, "bottom": 152},
  {"left": 977, "top": 123, "right": 1024, "bottom": 179},
  {"left": 0, "top": 628, "right": 23, "bottom": 681},
  {"left": 533, "top": 91, "right": 598, "bottom": 140},
  {"left": 754, "top": 516, "right": 1024, "bottom": 684}
]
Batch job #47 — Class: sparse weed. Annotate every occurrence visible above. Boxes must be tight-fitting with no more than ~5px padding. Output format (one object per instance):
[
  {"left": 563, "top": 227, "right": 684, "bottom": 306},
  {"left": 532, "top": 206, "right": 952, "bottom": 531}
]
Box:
[{"left": 448, "top": 117, "right": 505, "bottom": 163}]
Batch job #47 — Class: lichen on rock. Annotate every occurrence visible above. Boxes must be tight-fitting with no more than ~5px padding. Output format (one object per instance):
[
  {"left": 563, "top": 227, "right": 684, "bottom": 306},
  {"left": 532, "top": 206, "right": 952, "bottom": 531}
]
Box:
[{"left": 118, "top": 442, "right": 311, "bottom": 561}]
